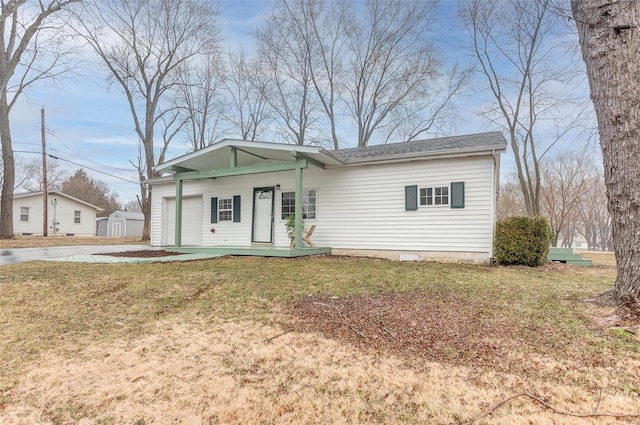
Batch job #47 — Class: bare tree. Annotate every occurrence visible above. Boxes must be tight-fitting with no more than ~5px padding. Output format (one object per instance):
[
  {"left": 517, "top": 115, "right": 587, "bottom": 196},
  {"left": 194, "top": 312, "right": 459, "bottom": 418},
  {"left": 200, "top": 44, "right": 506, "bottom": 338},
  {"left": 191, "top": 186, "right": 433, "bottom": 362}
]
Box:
[
  {"left": 345, "top": 0, "right": 465, "bottom": 147},
  {"left": 224, "top": 49, "right": 273, "bottom": 141},
  {"left": 0, "top": 0, "right": 81, "bottom": 238},
  {"left": 572, "top": 0, "right": 640, "bottom": 303},
  {"left": 257, "top": 0, "right": 350, "bottom": 149},
  {"left": 539, "top": 148, "right": 594, "bottom": 247},
  {"left": 0, "top": 155, "right": 29, "bottom": 191},
  {"left": 496, "top": 175, "right": 527, "bottom": 220},
  {"left": 19, "top": 157, "right": 67, "bottom": 191},
  {"left": 75, "top": 0, "right": 221, "bottom": 239},
  {"left": 306, "top": 0, "right": 349, "bottom": 149},
  {"left": 123, "top": 198, "right": 142, "bottom": 212},
  {"left": 576, "top": 172, "right": 610, "bottom": 251},
  {"left": 255, "top": 0, "right": 318, "bottom": 146},
  {"left": 177, "top": 54, "right": 228, "bottom": 152},
  {"left": 460, "top": 0, "right": 586, "bottom": 216}
]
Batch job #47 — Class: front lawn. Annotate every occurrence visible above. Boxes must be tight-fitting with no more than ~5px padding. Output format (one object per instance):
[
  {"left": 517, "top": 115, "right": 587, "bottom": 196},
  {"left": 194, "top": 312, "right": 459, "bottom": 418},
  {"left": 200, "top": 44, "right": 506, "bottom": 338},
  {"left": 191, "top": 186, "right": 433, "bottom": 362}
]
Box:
[
  {"left": 0, "top": 256, "right": 637, "bottom": 424},
  {"left": 0, "top": 235, "right": 147, "bottom": 249}
]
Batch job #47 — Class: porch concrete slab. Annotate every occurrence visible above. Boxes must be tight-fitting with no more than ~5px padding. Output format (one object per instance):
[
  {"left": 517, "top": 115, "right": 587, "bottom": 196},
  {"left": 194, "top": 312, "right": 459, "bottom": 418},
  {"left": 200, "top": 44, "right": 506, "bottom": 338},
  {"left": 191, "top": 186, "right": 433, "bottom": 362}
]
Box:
[
  {"left": 0, "top": 244, "right": 152, "bottom": 266},
  {"left": 44, "top": 253, "right": 223, "bottom": 264}
]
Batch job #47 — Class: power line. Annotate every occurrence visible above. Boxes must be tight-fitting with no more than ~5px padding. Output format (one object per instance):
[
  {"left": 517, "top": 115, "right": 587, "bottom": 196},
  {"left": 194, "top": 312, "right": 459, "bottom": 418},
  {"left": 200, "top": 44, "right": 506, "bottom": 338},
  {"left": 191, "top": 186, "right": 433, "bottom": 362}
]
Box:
[
  {"left": 18, "top": 147, "right": 141, "bottom": 185},
  {"left": 49, "top": 146, "right": 137, "bottom": 172},
  {"left": 47, "top": 154, "right": 140, "bottom": 185},
  {"left": 46, "top": 130, "right": 138, "bottom": 172},
  {"left": 9, "top": 149, "right": 140, "bottom": 185}
]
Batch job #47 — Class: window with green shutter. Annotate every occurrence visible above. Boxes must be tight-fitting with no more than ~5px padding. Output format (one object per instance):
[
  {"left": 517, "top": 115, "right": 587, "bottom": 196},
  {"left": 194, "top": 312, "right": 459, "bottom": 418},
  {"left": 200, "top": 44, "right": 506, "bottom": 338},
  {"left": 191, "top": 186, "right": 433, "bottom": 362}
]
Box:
[
  {"left": 419, "top": 186, "right": 448, "bottom": 206},
  {"left": 212, "top": 196, "right": 241, "bottom": 223},
  {"left": 418, "top": 183, "right": 464, "bottom": 208}
]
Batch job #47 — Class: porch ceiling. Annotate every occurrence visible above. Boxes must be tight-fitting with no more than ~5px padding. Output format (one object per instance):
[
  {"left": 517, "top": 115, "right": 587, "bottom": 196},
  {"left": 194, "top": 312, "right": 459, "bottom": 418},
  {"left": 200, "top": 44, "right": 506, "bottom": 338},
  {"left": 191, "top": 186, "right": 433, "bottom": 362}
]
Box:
[{"left": 155, "top": 139, "right": 344, "bottom": 174}]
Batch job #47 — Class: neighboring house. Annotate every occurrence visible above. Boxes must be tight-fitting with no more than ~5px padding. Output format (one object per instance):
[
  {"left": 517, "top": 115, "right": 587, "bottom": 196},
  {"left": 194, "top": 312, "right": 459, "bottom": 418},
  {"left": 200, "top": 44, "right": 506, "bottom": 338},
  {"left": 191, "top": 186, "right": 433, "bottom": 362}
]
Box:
[
  {"left": 96, "top": 217, "right": 108, "bottom": 236},
  {"left": 148, "top": 132, "right": 507, "bottom": 264},
  {"left": 107, "top": 210, "right": 144, "bottom": 237},
  {"left": 14, "top": 191, "right": 104, "bottom": 236}
]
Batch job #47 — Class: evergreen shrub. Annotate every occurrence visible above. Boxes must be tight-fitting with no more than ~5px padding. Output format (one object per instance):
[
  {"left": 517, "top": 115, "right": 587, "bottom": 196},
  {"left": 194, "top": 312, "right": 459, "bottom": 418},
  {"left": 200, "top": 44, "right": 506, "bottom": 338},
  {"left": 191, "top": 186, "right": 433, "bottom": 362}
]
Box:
[{"left": 494, "top": 216, "right": 552, "bottom": 266}]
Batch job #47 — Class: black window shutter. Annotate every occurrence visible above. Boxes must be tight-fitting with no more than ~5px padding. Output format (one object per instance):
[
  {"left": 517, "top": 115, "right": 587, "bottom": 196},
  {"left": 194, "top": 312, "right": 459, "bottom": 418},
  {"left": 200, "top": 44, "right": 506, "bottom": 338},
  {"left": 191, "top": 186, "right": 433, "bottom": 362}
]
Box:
[
  {"left": 233, "top": 195, "right": 241, "bottom": 222},
  {"left": 405, "top": 185, "right": 418, "bottom": 211},
  {"left": 210, "top": 197, "right": 218, "bottom": 223},
  {"left": 451, "top": 182, "right": 465, "bottom": 208}
]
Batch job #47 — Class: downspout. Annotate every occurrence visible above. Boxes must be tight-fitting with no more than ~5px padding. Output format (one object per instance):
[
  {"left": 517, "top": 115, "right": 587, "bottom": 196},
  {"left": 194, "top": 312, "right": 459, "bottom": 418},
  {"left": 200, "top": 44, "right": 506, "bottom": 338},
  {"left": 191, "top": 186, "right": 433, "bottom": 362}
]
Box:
[{"left": 490, "top": 150, "right": 500, "bottom": 259}]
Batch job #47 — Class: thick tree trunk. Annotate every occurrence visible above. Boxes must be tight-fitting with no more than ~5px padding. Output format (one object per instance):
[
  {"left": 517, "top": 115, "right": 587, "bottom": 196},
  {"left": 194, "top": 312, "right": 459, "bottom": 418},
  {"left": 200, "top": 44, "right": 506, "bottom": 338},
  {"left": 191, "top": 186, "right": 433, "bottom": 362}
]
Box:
[
  {"left": 141, "top": 186, "right": 150, "bottom": 241},
  {"left": 0, "top": 91, "right": 14, "bottom": 239},
  {"left": 139, "top": 109, "right": 155, "bottom": 242},
  {"left": 572, "top": 1, "right": 640, "bottom": 302}
]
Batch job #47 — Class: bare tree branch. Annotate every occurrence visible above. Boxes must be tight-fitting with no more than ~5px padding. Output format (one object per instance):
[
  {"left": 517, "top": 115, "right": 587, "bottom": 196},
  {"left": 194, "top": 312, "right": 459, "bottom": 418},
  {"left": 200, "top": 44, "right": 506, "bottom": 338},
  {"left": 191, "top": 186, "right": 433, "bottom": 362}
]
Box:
[
  {"left": 73, "top": 0, "right": 222, "bottom": 240},
  {"left": 460, "top": 0, "right": 587, "bottom": 216},
  {"left": 0, "top": 0, "right": 81, "bottom": 239}
]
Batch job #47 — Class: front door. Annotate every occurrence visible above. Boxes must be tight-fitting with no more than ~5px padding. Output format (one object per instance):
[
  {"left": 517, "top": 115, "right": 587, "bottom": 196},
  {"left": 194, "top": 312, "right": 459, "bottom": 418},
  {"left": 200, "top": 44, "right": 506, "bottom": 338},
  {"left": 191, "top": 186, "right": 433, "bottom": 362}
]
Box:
[{"left": 252, "top": 187, "right": 274, "bottom": 243}]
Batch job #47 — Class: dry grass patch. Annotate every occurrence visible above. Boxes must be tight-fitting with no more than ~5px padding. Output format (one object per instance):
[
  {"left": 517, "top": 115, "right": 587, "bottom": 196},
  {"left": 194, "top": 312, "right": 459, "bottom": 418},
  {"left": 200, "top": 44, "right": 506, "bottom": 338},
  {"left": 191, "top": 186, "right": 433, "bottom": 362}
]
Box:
[
  {"left": 3, "top": 318, "right": 639, "bottom": 425},
  {"left": 0, "top": 256, "right": 639, "bottom": 424},
  {"left": 0, "top": 236, "right": 146, "bottom": 249},
  {"left": 579, "top": 251, "right": 617, "bottom": 267}
]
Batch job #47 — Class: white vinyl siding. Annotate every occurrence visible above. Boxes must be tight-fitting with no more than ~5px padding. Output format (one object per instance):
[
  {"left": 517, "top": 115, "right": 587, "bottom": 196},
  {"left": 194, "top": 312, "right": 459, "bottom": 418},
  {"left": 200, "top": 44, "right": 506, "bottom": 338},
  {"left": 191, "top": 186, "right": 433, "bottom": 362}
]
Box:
[
  {"left": 150, "top": 155, "right": 496, "bottom": 258},
  {"left": 13, "top": 193, "right": 99, "bottom": 236}
]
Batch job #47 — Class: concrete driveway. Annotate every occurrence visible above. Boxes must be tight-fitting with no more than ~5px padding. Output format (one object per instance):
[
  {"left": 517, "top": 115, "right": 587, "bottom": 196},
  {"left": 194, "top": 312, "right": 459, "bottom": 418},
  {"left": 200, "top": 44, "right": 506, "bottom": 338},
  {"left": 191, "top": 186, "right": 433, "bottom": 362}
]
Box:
[{"left": 0, "top": 245, "right": 151, "bottom": 266}]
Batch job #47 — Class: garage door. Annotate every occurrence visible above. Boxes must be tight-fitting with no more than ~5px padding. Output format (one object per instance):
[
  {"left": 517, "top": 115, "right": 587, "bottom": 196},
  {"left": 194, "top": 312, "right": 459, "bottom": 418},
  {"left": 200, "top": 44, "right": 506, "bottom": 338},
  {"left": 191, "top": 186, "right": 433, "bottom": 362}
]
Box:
[{"left": 163, "top": 196, "right": 203, "bottom": 246}]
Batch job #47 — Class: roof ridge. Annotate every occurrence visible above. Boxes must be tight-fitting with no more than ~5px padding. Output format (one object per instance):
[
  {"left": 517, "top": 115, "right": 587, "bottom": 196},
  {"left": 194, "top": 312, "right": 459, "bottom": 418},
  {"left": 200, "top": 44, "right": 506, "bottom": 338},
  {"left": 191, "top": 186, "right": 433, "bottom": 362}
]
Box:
[
  {"left": 333, "top": 131, "right": 507, "bottom": 162},
  {"left": 335, "top": 131, "right": 504, "bottom": 152}
]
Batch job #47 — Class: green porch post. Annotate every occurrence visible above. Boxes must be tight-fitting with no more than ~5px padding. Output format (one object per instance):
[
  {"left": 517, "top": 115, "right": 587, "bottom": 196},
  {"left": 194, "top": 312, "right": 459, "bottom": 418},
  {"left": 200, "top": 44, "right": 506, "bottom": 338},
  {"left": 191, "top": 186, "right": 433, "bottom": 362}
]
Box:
[
  {"left": 175, "top": 179, "right": 183, "bottom": 247},
  {"left": 294, "top": 166, "right": 303, "bottom": 249},
  {"left": 230, "top": 147, "right": 237, "bottom": 167}
]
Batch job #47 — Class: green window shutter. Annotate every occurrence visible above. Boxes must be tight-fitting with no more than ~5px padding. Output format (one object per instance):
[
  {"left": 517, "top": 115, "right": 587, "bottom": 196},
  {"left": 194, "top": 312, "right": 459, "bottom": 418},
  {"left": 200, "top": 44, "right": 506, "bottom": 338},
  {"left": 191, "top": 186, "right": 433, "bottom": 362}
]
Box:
[
  {"left": 405, "top": 185, "right": 418, "bottom": 211},
  {"left": 451, "top": 182, "right": 465, "bottom": 208},
  {"left": 233, "top": 195, "right": 241, "bottom": 222},
  {"left": 210, "top": 197, "right": 218, "bottom": 223}
]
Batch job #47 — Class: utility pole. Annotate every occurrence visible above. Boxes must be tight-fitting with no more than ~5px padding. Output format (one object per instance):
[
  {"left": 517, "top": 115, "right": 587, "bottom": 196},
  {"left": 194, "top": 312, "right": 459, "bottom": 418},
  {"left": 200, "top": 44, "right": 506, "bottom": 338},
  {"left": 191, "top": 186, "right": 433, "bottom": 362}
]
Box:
[{"left": 41, "top": 106, "right": 48, "bottom": 237}]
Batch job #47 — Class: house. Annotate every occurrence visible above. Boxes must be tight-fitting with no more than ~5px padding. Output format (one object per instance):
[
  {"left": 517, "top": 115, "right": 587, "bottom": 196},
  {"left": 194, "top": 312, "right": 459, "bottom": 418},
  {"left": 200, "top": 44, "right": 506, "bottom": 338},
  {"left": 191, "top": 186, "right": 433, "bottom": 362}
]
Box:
[
  {"left": 106, "top": 210, "right": 144, "bottom": 237},
  {"left": 148, "top": 132, "right": 507, "bottom": 264},
  {"left": 14, "top": 190, "right": 104, "bottom": 236}
]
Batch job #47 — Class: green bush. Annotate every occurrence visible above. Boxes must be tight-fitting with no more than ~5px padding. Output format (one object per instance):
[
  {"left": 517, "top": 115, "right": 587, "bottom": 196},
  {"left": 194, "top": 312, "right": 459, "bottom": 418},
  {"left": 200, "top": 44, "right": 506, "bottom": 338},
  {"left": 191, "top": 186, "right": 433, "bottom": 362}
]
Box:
[{"left": 494, "top": 216, "right": 552, "bottom": 267}]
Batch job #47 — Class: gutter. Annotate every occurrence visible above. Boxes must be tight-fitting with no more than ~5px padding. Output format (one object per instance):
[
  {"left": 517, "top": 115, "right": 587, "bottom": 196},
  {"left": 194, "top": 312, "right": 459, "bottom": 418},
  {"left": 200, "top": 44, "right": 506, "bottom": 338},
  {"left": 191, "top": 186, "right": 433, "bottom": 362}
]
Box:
[{"left": 142, "top": 176, "right": 174, "bottom": 186}]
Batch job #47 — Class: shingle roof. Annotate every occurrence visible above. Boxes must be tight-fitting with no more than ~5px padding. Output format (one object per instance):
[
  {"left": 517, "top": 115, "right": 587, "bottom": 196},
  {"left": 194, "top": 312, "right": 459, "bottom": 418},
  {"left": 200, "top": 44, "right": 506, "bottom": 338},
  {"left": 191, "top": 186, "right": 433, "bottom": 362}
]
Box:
[
  {"left": 111, "top": 210, "right": 144, "bottom": 220},
  {"left": 13, "top": 190, "right": 104, "bottom": 211},
  {"left": 335, "top": 131, "right": 507, "bottom": 162}
]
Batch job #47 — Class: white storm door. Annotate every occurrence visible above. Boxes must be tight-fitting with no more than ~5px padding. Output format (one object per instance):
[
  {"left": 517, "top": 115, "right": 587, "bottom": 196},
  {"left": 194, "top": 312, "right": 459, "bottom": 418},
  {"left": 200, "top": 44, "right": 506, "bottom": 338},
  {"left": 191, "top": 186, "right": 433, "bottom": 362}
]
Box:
[{"left": 252, "top": 188, "right": 274, "bottom": 243}]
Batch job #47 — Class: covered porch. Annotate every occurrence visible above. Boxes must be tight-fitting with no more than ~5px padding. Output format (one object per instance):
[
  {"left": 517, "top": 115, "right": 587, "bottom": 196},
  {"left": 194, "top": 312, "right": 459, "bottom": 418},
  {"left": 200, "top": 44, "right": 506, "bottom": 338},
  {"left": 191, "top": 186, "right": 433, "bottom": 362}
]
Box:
[{"left": 155, "top": 139, "right": 344, "bottom": 256}]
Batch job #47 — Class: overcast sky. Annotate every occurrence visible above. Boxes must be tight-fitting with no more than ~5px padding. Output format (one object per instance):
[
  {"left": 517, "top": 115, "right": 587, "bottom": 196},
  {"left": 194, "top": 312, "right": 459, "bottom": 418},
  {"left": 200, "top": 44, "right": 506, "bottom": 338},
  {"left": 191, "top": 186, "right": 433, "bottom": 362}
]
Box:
[{"left": 9, "top": 0, "right": 590, "bottom": 205}]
